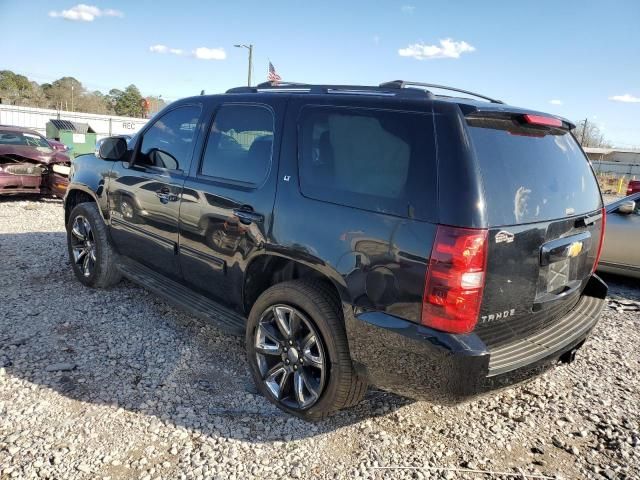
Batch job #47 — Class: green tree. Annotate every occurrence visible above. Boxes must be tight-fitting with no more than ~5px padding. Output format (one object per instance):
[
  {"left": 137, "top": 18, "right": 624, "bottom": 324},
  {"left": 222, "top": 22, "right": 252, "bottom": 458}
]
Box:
[
  {"left": 106, "top": 88, "right": 123, "bottom": 108},
  {"left": 26, "top": 81, "right": 48, "bottom": 108},
  {"left": 78, "top": 90, "right": 113, "bottom": 114},
  {"left": 114, "top": 84, "right": 144, "bottom": 117},
  {"left": 0, "top": 70, "right": 32, "bottom": 104},
  {"left": 0, "top": 71, "right": 152, "bottom": 116},
  {"left": 43, "top": 76, "right": 84, "bottom": 110}
]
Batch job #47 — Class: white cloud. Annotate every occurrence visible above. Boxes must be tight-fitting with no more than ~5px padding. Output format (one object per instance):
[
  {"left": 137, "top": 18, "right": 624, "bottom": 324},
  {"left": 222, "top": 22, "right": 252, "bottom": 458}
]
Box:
[
  {"left": 192, "top": 47, "right": 226, "bottom": 60},
  {"left": 149, "top": 44, "right": 169, "bottom": 54},
  {"left": 550, "top": 99, "right": 563, "bottom": 105},
  {"left": 49, "top": 4, "right": 123, "bottom": 21},
  {"left": 609, "top": 93, "right": 640, "bottom": 103},
  {"left": 401, "top": 5, "right": 415, "bottom": 14},
  {"left": 150, "top": 44, "right": 226, "bottom": 60},
  {"left": 398, "top": 39, "right": 475, "bottom": 60}
]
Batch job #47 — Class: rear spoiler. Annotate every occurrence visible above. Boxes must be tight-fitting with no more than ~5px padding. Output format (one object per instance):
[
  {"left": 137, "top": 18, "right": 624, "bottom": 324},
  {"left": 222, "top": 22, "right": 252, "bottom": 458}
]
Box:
[{"left": 458, "top": 104, "right": 575, "bottom": 130}]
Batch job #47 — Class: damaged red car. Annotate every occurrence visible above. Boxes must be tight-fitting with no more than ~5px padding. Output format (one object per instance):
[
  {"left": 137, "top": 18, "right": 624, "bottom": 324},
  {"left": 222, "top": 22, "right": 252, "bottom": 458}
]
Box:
[{"left": 0, "top": 126, "right": 71, "bottom": 198}]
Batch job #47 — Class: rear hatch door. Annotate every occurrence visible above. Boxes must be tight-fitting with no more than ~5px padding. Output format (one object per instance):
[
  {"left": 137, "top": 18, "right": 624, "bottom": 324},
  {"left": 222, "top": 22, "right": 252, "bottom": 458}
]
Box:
[{"left": 466, "top": 113, "right": 604, "bottom": 348}]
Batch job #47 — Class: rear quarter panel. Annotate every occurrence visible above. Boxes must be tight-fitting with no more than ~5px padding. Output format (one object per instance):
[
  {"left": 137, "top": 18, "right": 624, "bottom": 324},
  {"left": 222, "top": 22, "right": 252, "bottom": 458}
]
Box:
[{"left": 271, "top": 96, "right": 439, "bottom": 323}]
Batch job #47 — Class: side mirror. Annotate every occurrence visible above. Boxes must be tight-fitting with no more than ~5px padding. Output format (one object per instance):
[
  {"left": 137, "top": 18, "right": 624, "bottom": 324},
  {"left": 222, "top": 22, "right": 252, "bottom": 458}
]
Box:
[
  {"left": 99, "top": 137, "right": 128, "bottom": 161},
  {"left": 617, "top": 200, "right": 636, "bottom": 215}
]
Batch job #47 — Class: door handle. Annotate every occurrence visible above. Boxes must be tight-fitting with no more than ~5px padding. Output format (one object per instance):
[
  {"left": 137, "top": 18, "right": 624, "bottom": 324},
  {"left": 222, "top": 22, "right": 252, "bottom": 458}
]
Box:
[
  {"left": 155, "top": 188, "right": 178, "bottom": 204},
  {"left": 233, "top": 208, "right": 264, "bottom": 225}
]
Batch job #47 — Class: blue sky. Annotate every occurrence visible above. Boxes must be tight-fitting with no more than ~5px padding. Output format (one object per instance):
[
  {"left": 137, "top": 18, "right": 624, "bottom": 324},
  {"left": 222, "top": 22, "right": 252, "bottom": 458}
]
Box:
[{"left": 1, "top": 0, "right": 639, "bottom": 146}]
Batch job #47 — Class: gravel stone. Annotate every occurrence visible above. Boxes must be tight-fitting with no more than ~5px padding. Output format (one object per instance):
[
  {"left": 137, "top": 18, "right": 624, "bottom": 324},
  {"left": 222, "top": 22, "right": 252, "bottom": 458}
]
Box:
[{"left": 0, "top": 198, "right": 639, "bottom": 479}]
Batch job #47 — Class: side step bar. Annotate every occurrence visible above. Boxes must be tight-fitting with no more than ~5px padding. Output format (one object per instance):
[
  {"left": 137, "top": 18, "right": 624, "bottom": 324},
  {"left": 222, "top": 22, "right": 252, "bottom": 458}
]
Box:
[{"left": 118, "top": 260, "right": 246, "bottom": 336}]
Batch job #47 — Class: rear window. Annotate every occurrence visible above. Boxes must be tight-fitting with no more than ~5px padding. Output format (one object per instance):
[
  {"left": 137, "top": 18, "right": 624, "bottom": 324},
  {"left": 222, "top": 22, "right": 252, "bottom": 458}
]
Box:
[
  {"left": 298, "top": 106, "right": 437, "bottom": 220},
  {"left": 467, "top": 117, "right": 602, "bottom": 226},
  {"left": 0, "top": 130, "right": 51, "bottom": 149}
]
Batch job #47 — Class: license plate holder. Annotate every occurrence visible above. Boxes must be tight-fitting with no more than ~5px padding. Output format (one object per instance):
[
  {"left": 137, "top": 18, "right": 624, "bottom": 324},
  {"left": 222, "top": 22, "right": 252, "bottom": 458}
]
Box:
[{"left": 547, "top": 258, "right": 570, "bottom": 293}]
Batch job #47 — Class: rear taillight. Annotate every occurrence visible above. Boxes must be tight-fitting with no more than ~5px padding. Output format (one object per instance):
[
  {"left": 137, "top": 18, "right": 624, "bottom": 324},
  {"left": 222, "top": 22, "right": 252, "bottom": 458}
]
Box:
[
  {"left": 422, "top": 226, "right": 488, "bottom": 334},
  {"left": 592, "top": 207, "right": 606, "bottom": 273}
]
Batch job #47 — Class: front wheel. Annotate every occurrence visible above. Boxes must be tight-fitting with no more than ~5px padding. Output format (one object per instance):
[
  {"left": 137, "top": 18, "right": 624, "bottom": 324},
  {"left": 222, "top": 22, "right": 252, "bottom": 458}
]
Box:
[
  {"left": 246, "top": 280, "right": 367, "bottom": 421},
  {"left": 67, "top": 202, "right": 121, "bottom": 288}
]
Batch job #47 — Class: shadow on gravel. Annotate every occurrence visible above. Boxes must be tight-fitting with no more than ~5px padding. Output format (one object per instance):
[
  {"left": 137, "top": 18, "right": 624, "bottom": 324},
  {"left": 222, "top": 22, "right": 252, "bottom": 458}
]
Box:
[
  {"left": 0, "top": 231, "right": 413, "bottom": 444},
  {"left": 598, "top": 272, "right": 640, "bottom": 300}
]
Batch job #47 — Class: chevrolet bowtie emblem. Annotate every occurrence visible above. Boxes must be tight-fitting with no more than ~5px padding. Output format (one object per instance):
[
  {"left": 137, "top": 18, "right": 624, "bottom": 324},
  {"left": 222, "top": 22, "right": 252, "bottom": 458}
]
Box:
[{"left": 567, "top": 241, "right": 583, "bottom": 258}]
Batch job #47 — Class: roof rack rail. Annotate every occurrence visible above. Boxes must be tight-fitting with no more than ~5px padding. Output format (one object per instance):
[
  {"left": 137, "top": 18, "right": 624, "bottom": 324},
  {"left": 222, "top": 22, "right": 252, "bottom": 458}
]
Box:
[
  {"left": 226, "top": 82, "right": 312, "bottom": 94},
  {"left": 226, "top": 81, "right": 434, "bottom": 99},
  {"left": 255, "top": 81, "right": 311, "bottom": 88},
  {"left": 379, "top": 80, "right": 504, "bottom": 104}
]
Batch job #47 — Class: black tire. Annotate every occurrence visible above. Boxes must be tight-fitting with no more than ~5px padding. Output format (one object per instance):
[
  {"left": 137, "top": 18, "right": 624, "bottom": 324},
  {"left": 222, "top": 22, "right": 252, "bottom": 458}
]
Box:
[
  {"left": 66, "top": 202, "right": 121, "bottom": 288},
  {"left": 246, "top": 280, "right": 368, "bottom": 421}
]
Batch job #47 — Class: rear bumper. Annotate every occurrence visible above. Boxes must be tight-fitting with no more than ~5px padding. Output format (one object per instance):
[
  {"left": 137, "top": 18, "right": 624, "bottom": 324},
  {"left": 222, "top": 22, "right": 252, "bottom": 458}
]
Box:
[{"left": 344, "top": 275, "right": 607, "bottom": 403}]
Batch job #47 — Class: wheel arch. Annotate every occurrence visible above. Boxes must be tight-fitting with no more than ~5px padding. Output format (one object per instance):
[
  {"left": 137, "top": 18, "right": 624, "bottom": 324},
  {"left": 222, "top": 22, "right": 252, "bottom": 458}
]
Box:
[
  {"left": 64, "top": 187, "right": 104, "bottom": 226},
  {"left": 242, "top": 253, "right": 352, "bottom": 316}
]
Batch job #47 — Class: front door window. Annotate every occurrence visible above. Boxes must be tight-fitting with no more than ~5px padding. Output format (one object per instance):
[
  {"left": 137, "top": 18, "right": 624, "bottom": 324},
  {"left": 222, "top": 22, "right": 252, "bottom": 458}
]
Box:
[{"left": 137, "top": 105, "right": 202, "bottom": 171}]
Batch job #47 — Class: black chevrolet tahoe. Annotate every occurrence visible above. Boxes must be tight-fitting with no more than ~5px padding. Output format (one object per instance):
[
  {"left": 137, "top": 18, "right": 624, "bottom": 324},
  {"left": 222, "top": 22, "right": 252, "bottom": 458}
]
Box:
[{"left": 64, "top": 80, "right": 607, "bottom": 420}]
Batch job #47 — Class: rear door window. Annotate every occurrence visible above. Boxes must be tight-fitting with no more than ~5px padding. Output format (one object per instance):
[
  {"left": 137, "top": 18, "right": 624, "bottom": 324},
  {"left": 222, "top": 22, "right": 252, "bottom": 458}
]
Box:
[
  {"left": 467, "top": 117, "right": 602, "bottom": 226},
  {"left": 200, "top": 104, "right": 274, "bottom": 186},
  {"left": 298, "top": 106, "right": 437, "bottom": 220}
]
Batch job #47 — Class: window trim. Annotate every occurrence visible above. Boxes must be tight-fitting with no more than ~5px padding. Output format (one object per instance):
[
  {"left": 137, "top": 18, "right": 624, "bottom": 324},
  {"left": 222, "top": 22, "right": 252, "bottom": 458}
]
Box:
[
  {"left": 130, "top": 102, "right": 203, "bottom": 174},
  {"left": 196, "top": 102, "right": 276, "bottom": 189},
  {"left": 296, "top": 104, "right": 436, "bottom": 219}
]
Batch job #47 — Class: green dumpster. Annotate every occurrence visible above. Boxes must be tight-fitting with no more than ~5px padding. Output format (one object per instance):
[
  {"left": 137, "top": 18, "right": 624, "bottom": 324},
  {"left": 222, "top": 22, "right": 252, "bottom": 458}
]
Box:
[{"left": 46, "top": 120, "right": 97, "bottom": 157}]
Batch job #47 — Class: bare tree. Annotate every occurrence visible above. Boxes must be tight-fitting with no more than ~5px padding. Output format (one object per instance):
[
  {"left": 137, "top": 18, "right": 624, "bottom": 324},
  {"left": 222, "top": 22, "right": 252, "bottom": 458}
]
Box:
[{"left": 573, "top": 119, "right": 611, "bottom": 148}]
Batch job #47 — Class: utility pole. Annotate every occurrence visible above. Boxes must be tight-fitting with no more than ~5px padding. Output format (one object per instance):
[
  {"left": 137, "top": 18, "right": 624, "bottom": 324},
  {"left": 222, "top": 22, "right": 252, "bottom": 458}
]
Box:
[
  {"left": 234, "top": 44, "right": 253, "bottom": 86},
  {"left": 580, "top": 117, "right": 588, "bottom": 146},
  {"left": 248, "top": 45, "right": 253, "bottom": 87},
  {"left": 71, "top": 85, "right": 75, "bottom": 112}
]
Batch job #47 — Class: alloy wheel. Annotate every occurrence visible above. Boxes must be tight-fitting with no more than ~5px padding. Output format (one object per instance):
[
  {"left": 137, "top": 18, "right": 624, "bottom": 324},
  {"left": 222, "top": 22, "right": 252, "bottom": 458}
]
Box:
[
  {"left": 254, "top": 305, "right": 327, "bottom": 410},
  {"left": 70, "top": 215, "right": 97, "bottom": 278}
]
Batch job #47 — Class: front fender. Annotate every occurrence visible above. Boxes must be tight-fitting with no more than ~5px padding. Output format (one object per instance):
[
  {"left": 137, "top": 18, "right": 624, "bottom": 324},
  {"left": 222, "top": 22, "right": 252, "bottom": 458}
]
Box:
[{"left": 65, "top": 154, "right": 116, "bottom": 221}]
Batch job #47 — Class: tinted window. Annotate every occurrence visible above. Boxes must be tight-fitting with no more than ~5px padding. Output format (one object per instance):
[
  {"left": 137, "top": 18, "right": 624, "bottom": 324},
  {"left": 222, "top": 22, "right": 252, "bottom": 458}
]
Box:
[
  {"left": 200, "top": 104, "right": 274, "bottom": 185},
  {"left": 468, "top": 117, "right": 602, "bottom": 226},
  {"left": 299, "top": 107, "right": 437, "bottom": 220},
  {"left": 137, "top": 105, "right": 201, "bottom": 170}
]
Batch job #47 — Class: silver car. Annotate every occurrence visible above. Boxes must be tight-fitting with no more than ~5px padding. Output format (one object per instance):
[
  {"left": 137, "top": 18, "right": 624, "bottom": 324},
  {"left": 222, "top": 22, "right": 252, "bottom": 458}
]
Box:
[{"left": 598, "top": 192, "right": 640, "bottom": 278}]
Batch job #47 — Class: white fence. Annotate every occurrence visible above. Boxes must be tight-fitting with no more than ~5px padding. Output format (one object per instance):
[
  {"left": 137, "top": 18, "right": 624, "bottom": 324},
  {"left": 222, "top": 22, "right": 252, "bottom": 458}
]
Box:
[{"left": 0, "top": 104, "right": 149, "bottom": 140}]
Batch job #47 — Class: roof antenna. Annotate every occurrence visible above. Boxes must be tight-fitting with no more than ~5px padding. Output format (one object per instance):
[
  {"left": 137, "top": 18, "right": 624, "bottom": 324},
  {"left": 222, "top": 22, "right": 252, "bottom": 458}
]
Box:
[{"left": 200, "top": 90, "right": 205, "bottom": 95}]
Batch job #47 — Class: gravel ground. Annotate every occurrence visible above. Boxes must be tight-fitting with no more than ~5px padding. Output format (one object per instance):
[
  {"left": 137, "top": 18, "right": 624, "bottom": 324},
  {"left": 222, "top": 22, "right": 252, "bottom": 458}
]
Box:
[{"left": 0, "top": 197, "right": 639, "bottom": 480}]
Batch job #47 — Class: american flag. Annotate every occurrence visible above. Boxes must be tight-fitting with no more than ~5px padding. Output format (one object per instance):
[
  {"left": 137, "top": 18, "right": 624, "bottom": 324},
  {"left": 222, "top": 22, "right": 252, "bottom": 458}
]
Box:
[{"left": 268, "top": 61, "right": 282, "bottom": 83}]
